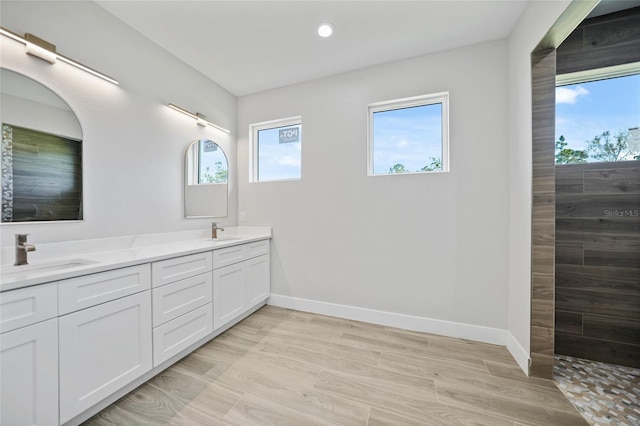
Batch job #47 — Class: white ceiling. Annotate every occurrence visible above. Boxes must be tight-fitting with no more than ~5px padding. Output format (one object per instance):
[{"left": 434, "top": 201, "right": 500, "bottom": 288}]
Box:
[{"left": 96, "top": 1, "right": 530, "bottom": 97}]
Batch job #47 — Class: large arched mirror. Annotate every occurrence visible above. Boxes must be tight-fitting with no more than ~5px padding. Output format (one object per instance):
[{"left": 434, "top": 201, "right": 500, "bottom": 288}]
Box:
[
  {"left": 1, "top": 68, "right": 83, "bottom": 223},
  {"left": 184, "top": 139, "right": 228, "bottom": 218}
]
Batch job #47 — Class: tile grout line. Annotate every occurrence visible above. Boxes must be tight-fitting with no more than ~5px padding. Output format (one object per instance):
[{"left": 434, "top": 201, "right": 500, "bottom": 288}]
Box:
[{"left": 481, "top": 359, "right": 492, "bottom": 376}]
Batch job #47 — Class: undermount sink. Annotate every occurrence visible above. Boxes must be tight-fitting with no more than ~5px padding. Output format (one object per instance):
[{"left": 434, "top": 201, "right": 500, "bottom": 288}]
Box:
[
  {"left": 206, "top": 237, "right": 241, "bottom": 242},
  {"left": 1, "top": 258, "right": 98, "bottom": 276}
]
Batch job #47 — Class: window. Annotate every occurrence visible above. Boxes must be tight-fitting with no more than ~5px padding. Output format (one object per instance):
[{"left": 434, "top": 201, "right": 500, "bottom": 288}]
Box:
[
  {"left": 368, "top": 92, "right": 449, "bottom": 175},
  {"left": 250, "top": 116, "right": 302, "bottom": 182},
  {"left": 555, "top": 66, "right": 640, "bottom": 164}
]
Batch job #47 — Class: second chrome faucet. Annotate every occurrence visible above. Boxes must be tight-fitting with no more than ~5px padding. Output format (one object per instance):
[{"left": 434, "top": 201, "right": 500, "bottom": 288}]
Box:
[
  {"left": 211, "top": 222, "right": 224, "bottom": 239},
  {"left": 15, "top": 234, "right": 36, "bottom": 266}
]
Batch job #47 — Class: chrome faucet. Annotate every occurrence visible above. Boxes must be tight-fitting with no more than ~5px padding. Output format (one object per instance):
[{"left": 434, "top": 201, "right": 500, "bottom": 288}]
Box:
[
  {"left": 211, "top": 222, "right": 224, "bottom": 239},
  {"left": 15, "top": 234, "right": 36, "bottom": 266}
]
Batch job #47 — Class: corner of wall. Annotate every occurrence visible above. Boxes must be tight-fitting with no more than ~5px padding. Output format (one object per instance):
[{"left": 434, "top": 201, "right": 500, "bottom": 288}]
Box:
[
  {"left": 506, "top": 331, "right": 531, "bottom": 375},
  {"left": 504, "top": 0, "right": 572, "bottom": 376}
]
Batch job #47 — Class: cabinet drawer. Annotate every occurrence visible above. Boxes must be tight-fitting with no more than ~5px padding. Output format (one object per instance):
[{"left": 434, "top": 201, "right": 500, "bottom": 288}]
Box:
[
  {"left": 213, "top": 239, "right": 270, "bottom": 269},
  {"left": 58, "top": 264, "right": 151, "bottom": 315},
  {"left": 213, "top": 244, "right": 245, "bottom": 269},
  {"left": 152, "top": 252, "right": 213, "bottom": 288},
  {"left": 246, "top": 240, "right": 270, "bottom": 259},
  {"left": 153, "top": 303, "right": 213, "bottom": 366},
  {"left": 152, "top": 272, "right": 212, "bottom": 327},
  {"left": 0, "top": 283, "right": 57, "bottom": 333}
]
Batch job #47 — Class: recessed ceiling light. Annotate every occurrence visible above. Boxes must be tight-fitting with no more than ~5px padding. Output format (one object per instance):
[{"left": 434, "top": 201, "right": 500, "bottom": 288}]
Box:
[{"left": 317, "top": 23, "right": 334, "bottom": 38}]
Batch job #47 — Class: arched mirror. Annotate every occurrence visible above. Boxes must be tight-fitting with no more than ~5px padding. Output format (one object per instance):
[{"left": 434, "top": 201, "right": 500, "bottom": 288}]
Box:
[
  {"left": 1, "top": 68, "right": 83, "bottom": 223},
  {"left": 184, "top": 139, "right": 228, "bottom": 218}
]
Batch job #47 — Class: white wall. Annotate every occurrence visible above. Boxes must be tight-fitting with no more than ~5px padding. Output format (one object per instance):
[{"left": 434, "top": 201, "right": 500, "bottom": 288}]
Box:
[
  {"left": 238, "top": 40, "right": 511, "bottom": 340},
  {"left": 506, "top": 0, "right": 572, "bottom": 370},
  {"left": 0, "top": 1, "right": 237, "bottom": 247},
  {"left": 1, "top": 0, "right": 584, "bottom": 368}
]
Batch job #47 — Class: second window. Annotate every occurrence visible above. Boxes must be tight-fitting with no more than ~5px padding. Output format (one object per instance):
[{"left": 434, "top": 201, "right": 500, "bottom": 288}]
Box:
[{"left": 368, "top": 92, "right": 449, "bottom": 175}]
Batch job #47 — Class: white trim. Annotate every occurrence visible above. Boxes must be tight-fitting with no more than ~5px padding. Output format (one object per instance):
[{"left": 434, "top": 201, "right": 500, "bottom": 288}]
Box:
[
  {"left": 249, "top": 116, "right": 302, "bottom": 183},
  {"left": 268, "top": 294, "right": 506, "bottom": 346},
  {"left": 367, "top": 92, "right": 450, "bottom": 176},
  {"left": 506, "top": 331, "right": 530, "bottom": 376}
]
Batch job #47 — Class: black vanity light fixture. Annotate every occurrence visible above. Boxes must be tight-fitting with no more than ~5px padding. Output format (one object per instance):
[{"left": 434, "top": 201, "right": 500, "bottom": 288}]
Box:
[
  {"left": 167, "top": 103, "right": 230, "bottom": 134},
  {"left": 0, "top": 27, "right": 119, "bottom": 85}
]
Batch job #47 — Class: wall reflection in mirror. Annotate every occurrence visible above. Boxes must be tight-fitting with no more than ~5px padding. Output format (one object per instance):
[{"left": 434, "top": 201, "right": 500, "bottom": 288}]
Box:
[
  {"left": 1, "top": 68, "right": 83, "bottom": 223},
  {"left": 184, "top": 139, "right": 228, "bottom": 218}
]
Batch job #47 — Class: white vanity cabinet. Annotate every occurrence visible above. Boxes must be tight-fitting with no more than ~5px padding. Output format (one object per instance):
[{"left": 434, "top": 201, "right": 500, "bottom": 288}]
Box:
[
  {"left": 0, "top": 283, "right": 59, "bottom": 426},
  {"left": 58, "top": 266, "right": 152, "bottom": 425},
  {"left": 0, "top": 231, "right": 271, "bottom": 426},
  {"left": 214, "top": 240, "right": 270, "bottom": 330},
  {"left": 151, "top": 252, "right": 213, "bottom": 366}
]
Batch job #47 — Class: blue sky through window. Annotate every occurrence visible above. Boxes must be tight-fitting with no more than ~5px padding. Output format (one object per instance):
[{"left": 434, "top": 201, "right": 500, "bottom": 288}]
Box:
[
  {"left": 556, "top": 73, "right": 640, "bottom": 160},
  {"left": 372, "top": 103, "right": 442, "bottom": 174},
  {"left": 257, "top": 125, "right": 301, "bottom": 181}
]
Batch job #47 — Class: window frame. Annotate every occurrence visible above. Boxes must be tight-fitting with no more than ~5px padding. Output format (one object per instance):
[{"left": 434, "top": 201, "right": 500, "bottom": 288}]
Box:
[
  {"left": 555, "top": 62, "right": 640, "bottom": 87},
  {"left": 367, "top": 92, "right": 449, "bottom": 176},
  {"left": 249, "top": 116, "right": 302, "bottom": 183}
]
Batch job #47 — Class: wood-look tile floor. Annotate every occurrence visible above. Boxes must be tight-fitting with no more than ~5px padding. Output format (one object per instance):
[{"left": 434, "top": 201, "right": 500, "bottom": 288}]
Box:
[{"left": 83, "top": 306, "right": 588, "bottom": 426}]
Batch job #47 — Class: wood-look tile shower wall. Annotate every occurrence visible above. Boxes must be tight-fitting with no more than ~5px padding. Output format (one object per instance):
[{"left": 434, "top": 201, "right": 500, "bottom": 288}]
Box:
[
  {"left": 555, "top": 161, "right": 640, "bottom": 368},
  {"left": 551, "top": 5, "right": 640, "bottom": 370},
  {"left": 2, "top": 125, "right": 82, "bottom": 222},
  {"left": 529, "top": 48, "right": 557, "bottom": 379}
]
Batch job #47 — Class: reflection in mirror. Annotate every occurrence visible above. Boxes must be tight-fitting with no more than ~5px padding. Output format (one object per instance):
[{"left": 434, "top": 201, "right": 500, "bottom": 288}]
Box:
[
  {"left": 1, "top": 68, "right": 83, "bottom": 222},
  {"left": 184, "top": 139, "right": 228, "bottom": 218}
]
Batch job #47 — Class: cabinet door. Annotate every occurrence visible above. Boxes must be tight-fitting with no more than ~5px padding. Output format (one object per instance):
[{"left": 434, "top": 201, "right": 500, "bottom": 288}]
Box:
[
  {"left": 0, "top": 319, "right": 58, "bottom": 426},
  {"left": 213, "top": 263, "right": 245, "bottom": 330},
  {"left": 245, "top": 254, "right": 270, "bottom": 309},
  {"left": 59, "top": 291, "right": 152, "bottom": 424}
]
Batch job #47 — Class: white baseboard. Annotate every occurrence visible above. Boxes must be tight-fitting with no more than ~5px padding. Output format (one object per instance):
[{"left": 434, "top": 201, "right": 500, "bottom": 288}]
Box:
[
  {"left": 268, "top": 294, "right": 507, "bottom": 346},
  {"left": 506, "top": 331, "right": 530, "bottom": 375}
]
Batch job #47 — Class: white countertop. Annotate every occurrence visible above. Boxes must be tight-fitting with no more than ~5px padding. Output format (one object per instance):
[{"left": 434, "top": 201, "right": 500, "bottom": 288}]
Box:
[{"left": 0, "top": 226, "right": 271, "bottom": 292}]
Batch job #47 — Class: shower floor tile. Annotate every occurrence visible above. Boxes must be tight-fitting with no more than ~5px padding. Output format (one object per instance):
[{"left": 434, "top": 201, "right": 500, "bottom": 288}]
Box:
[{"left": 554, "top": 354, "right": 640, "bottom": 425}]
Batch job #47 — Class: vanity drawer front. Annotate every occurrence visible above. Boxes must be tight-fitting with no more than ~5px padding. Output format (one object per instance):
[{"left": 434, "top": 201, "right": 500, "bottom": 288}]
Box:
[
  {"left": 246, "top": 240, "right": 270, "bottom": 259},
  {"left": 213, "top": 244, "right": 245, "bottom": 269},
  {"left": 152, "top": 303, "right": 213, "bottom": 366},
  {"left": 152, "top": 272, "right": 212, "bottom": 327},
  {"left": 152, "top": 252, "right": 213, "bottom": 288},
  {"left": 0, "top": 283, "right": 58, "bottom": 333},
  {"left": 58, "top": 265, "right": 151, "bottom": 315},
  {"left": 213, "top": 240, "right": 270, "bottom": 269}
]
